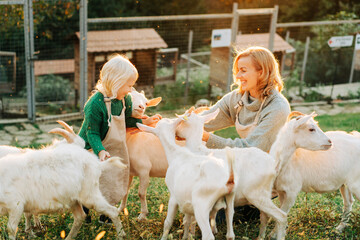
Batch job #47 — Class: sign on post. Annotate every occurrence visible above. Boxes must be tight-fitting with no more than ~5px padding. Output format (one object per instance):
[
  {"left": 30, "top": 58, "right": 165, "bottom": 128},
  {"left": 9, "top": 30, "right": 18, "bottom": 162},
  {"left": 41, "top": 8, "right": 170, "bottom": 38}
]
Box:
[
  {"left": 327, "top": 35, "right": 354, "bottom": 48},
  {"left": 211, "top": 29, "right": 231, "bottom": 48},
  {"left": 355, "top": 34, "right": 360, "bottom": 50}
]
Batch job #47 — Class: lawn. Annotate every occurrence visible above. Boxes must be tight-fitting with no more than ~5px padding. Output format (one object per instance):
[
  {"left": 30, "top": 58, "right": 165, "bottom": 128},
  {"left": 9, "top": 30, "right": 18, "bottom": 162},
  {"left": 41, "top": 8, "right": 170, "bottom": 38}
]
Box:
[{"left": 1, "top": 112, "right": 360, "bottom": 239}]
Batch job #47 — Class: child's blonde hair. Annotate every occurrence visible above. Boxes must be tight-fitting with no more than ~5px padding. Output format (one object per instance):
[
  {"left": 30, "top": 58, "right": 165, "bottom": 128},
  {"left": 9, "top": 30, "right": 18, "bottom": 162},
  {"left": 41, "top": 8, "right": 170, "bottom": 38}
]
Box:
[
  {"left": 95, "top": 54, "right": 138, "bottom": 99},
  {"left": 232, "top": 46, "right": 283, "bottom": 100}
]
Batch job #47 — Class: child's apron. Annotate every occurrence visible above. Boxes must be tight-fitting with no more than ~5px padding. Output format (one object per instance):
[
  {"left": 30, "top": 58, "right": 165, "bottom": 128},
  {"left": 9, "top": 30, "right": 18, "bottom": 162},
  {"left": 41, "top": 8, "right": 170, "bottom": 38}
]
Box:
[{"left": 98, "top": 97, "right": 130, "bottom": 206}]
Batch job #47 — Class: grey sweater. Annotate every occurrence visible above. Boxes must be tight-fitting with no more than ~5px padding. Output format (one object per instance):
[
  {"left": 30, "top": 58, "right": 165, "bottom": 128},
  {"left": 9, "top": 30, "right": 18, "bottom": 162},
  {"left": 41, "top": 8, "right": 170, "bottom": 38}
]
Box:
[{"left": 204, "top": 90, "right": 291, "bottom": 152}]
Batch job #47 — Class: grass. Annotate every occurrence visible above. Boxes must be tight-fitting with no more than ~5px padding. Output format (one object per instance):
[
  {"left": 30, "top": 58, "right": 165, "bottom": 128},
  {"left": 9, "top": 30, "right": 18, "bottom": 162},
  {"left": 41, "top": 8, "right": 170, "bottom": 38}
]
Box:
[{"left": 1, "top": 112, "right": 360, "bottom": 239}]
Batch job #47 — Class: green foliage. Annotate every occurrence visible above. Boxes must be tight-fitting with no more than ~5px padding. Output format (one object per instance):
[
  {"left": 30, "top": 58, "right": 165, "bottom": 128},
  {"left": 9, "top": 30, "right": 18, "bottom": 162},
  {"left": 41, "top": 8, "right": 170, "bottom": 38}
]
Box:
[
  {"left": 34, "top": 74, "right": 72, "bottom": 102},
  {"left": 153, "top": 68, "right": 210, "bottom": 111}
]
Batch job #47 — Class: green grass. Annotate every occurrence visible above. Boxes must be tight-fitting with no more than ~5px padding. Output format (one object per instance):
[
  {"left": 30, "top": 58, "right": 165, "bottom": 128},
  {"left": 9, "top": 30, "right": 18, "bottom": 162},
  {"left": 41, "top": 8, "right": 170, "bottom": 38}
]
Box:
[{"left": 1, "top": 112, "right": 360, "bottom": 239}]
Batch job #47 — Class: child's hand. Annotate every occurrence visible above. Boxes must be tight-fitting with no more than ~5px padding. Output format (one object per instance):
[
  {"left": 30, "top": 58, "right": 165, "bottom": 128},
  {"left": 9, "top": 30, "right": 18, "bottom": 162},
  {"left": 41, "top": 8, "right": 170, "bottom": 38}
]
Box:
[
  {"left": 142, "top": 114, "right": 162, "bottom": 127},
  {"left": 99, "top": 150, "right": 110, "bottom": 161}
]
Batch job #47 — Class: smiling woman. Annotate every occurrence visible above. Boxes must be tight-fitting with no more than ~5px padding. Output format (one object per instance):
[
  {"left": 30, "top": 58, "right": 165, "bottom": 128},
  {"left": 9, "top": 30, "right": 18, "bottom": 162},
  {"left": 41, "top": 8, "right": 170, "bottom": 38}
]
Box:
[
  {"left": 202, "top": 46, "right": 290, "bottom": 152},
  {"left": 200, "top": 46, "right": 291, "bottom": 222}
]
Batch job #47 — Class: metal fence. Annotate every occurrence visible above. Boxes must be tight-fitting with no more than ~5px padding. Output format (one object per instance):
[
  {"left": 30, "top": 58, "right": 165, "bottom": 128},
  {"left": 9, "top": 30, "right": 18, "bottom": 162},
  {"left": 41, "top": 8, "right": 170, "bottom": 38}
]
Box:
[{"left": 1, "top": 1, "right": 360, "bottom": 123}]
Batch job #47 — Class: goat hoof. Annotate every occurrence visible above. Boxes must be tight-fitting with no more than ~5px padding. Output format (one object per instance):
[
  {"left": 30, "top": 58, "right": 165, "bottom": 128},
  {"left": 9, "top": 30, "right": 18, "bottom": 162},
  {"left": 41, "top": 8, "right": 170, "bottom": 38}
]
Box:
[
  {"left": 335, "top": 223, "right": 346, "bottom": 233},
  {"left": 137, "top": 213, "right": 148, "bottom": 221}
]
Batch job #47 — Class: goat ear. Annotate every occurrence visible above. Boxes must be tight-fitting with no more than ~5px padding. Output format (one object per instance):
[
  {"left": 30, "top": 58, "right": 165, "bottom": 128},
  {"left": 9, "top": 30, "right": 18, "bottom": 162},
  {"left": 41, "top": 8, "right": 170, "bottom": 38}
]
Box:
[
  {"left": 136, "top": 122, "right": 155, "bottom": 133},
  {"left": 146, "top": 97, "right": 162, "bottom": 107},
  {"left": 201, "top": 108, "right": 220, "bottom": 123},
  {"left": 294, "top": 114, "right": 312, "bottom": 129}
]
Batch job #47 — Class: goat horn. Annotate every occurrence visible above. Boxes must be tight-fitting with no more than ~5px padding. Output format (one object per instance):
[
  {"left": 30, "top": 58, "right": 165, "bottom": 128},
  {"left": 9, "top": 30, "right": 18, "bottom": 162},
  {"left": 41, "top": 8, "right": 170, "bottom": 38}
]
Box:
[
  {"left": 49, "top": 128, "right": 74, "bottom": 143},
  {"left": 287, "top": 111, "right": 305, "bottom": 122},
  {"left": 193, "top": 106, "right": 210, "bottom": 114},
  {"left": 57, "top": 120, "right": 75, "bottom": 135}
]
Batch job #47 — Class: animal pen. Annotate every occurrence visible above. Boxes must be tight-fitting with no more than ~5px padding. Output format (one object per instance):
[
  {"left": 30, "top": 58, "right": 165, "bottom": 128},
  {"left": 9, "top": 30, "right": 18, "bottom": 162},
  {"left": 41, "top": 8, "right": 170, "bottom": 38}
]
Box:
[{"left": 1, "top": 0, "right": 360, "bottom": 123}]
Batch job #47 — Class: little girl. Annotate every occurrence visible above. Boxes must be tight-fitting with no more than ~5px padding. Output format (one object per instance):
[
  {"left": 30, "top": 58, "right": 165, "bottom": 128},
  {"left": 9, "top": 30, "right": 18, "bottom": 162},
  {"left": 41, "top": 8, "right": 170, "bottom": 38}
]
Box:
[{"left": 78, "top": 54, "right": 160, "bottom": 223}]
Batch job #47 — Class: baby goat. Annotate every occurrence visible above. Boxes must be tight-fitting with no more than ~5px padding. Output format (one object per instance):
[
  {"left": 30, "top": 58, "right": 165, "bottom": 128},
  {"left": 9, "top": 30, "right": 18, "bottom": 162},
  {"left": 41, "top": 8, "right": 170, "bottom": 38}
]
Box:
[
  {"left": 137, "top": 118, "right": 236, "bottom": 240},
  {"left": 0, "top": 121, "right": 126, "bottom": 240},
  {"left": 269, "top": 112, "right": 360, "bottom": 236},
  {"left": 120, "top": 88, "right": 167, "bottom": 220},
  {"left": 175, "top": 108, "right": 287, "bottom": 240}
]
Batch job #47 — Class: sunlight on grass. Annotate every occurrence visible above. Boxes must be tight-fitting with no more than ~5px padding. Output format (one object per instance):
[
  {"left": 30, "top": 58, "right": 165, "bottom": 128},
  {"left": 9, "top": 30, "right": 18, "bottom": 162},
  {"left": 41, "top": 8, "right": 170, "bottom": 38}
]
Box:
[{"left": 1, "top": 112, "right": 360, "bottom": 239}]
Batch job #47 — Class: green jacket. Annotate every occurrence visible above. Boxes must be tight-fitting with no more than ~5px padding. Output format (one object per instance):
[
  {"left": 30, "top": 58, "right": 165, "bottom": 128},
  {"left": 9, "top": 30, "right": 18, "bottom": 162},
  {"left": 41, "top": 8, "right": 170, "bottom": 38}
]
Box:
[{"left": 78, "top": 91, "right": 142, "bottom": 156}]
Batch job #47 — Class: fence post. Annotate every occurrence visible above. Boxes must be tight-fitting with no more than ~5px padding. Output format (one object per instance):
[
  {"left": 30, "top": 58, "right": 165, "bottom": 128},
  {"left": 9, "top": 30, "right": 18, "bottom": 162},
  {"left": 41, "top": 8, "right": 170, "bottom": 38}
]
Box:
[
  {"left": 184, "top": 30, "right": 193, "bottom": 105},
  {"left": 226, "top": 2, "right": 239, "bottom": 91},
  {"left": 280, "top": 30, "right": 290, "bottom": 75},
  {"left": 269, "top": 5, "right": 278, "bottom": 52},
  {"left": 24, "top": 0, "right": 36, "bottom": 122},
  {"left": 300, "top": 36, "right": 310, "bottom": 96},
  {"left": 349, "top": 34, "right": 359, "bottom": 83},
  {"left": 79, "top": 0, "right": 88, "bottom": 112}
]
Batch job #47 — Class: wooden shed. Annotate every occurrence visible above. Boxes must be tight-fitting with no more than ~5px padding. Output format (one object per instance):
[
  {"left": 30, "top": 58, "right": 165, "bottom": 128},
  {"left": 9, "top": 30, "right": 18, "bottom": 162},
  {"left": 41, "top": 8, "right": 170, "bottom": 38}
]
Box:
[
  {"left": 209, "top": 33, "right": 295, "bottom": 90},
  {"left": 74, "top": 28, "right": 168, "bottom": 95}
]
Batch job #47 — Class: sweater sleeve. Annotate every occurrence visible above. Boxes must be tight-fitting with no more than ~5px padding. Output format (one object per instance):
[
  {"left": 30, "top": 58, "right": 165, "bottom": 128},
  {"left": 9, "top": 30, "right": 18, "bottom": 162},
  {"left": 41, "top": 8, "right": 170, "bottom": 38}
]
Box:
[
  {"left": 85, "top": 101, "right": 106, "bottom": 156},
  {"left": 124, "top": 94, "right": 143, "bottom": 128},
  {"left": 203, "top": 92, "right": 236, "bottom": 131},
  {"left": 206, "top": 102, "right": 290, "bottom": 152}
]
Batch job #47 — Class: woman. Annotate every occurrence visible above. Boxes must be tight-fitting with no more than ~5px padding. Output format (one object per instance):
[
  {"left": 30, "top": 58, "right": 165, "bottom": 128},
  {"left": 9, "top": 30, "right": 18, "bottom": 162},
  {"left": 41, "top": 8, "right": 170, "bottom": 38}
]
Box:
[
  {"left": 203, "top": 46, "right": 291, "bottom": 222},
  {"left": 203, "top": 46, "right": 290, "bottom": 152}
]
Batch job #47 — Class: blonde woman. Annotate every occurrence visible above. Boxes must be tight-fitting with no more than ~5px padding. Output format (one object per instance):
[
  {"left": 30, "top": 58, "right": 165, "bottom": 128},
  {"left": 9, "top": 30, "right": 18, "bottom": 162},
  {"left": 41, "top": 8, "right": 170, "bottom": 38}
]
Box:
[
  {"left": 203, "top": 46, "right": 290, "bottom": 152},
  {"left": 78, "top": 54, "right": 160, "bottom": 223},
  {"left": 202, "top": 46, "right": 291, "bottom": 222}
]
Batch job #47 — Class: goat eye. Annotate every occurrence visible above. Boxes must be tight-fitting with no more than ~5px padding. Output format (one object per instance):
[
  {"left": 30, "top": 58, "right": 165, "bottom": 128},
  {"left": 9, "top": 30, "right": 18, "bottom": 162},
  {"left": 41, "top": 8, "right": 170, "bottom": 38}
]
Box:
[{"left": 309, "top": 128, "right": 315, "bottom": 132}]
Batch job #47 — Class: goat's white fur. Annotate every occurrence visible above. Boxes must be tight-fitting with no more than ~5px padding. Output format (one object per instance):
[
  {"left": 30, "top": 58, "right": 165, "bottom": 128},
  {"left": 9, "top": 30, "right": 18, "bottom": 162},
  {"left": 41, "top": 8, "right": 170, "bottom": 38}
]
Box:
[
  {"left": 269, "top": 112, "right": 360, "bottom": 236},
  {"left": 0, "top": 122, "right": 127, "bottom": 240},
  {"left": 0, "top": 146, "right": 42, "bottom": 234},
  {"left": 137, "top": 118, "right": 236, "bottom": 240},
  {"left": 175, "top": 109, "right": 287, "bottom": 240}
]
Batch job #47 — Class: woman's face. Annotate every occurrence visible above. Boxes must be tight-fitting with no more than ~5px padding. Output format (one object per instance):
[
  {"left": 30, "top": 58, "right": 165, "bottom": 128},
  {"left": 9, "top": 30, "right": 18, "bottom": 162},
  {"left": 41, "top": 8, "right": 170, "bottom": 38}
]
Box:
[
  {"left": 236, "top": 56, "right": 261, "bottom": 98},
  {"left": 116, "top": 76, "right": 137, "bottom": 100}
]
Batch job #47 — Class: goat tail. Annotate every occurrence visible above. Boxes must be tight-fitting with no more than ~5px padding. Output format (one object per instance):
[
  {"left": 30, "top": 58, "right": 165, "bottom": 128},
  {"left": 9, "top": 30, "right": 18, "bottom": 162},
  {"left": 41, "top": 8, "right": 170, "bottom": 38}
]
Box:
[
  {"left": 225, "top": 147, "right": 235, "bottom": 194},
  {"left": 101, "top": 157, "right": 127, "bottom": 170}
]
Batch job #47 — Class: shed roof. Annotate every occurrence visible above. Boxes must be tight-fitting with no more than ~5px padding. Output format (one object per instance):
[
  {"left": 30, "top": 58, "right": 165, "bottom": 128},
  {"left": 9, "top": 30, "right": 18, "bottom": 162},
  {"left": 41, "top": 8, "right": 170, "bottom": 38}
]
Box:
[
  {"left": 235, "top": 33, "right": 295, "bottom": 53},
  {"left": 34, "top": 59, "right": 74, "bottom": 76},
  {"left": 76, "top": 28, "right": 168, "bottom": 53}
]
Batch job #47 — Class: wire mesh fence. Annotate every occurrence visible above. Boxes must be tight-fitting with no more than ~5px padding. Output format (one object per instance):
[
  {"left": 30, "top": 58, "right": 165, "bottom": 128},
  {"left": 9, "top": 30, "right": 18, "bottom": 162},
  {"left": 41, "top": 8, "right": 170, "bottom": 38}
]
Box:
[{"left": 0, "top": 1, "right": 360, "bottom": 121}]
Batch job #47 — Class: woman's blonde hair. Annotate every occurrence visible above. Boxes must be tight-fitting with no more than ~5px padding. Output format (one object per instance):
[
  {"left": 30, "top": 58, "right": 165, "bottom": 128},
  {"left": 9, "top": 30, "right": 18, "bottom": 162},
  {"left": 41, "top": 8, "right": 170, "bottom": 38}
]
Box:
[
  {"left": 95, "top": 54, "right": 138, "bottom": 99},
  {"left": 232, "top": 46, "right": 283, "bottom": 100}
]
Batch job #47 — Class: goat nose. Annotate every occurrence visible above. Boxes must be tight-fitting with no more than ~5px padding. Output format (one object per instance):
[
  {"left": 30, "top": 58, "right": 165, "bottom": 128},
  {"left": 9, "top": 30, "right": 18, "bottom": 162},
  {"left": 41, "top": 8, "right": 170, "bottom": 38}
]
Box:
[
  {"left": 328, "top": 139, "right": 332, "bottom": 144},
  {"left": 139, "top": 105, "right": 144, "bottom": 109}
]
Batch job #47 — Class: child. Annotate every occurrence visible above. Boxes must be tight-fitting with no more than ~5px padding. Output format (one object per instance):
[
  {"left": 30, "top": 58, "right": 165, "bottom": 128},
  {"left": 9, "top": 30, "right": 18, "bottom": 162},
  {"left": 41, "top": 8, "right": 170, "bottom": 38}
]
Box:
[{"left": 78, "top": 54, "right": 160, "bottom": 223}]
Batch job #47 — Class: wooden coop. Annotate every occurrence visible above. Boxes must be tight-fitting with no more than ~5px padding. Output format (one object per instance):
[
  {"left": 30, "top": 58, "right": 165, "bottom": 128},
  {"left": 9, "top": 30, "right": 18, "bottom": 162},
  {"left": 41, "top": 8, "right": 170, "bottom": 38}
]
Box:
[
  {"left": 74, "top": 28, "right": 170, "bottom": 96},
  {"left": 209, "top": 33, "right": 295, "bottom": 90},
  {"left": 34, "top": 59, "right": 75, "bottom": 80}
]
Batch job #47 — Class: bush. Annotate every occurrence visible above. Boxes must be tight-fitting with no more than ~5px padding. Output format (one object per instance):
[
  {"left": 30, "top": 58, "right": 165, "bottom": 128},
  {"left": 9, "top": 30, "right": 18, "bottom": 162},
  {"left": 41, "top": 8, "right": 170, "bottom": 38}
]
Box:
[{"left": 35, "top": 74, "right": 72, "bottom": 102}]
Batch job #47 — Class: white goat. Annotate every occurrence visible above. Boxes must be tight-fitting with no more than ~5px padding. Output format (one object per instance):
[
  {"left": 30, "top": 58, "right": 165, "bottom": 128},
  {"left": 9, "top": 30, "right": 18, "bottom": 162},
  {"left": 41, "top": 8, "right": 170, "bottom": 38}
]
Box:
[
  {"left": 137, "top": 118, "right": 236, "bottom": 240},
  {"left": 175, "top": 108, "right": 287, "bottom": 240},
  {"left": 0, "top": 146, "right": 43, "bottom": 234},
  {"left": 0, "top": 121, "right": 126, "bottom": 240},
  {"left": 119, "top": 88, "right": 168, "bottom": 220},
  {"left": 269, "top": 111, "right": 360, "bottom": 236}
]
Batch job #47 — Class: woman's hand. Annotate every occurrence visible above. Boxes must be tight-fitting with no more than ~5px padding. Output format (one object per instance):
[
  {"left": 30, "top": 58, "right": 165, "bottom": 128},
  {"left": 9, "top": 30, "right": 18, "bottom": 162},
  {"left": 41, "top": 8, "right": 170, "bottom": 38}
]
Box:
[
  {"left": 202, "top": 131, "right": 210, "bottom": 142},
  {"left": 142, "top": 114, "right": 162, "bottom": 127},
  {"left": 98, "top": 150, "right": 110, "bottom": 161}
]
